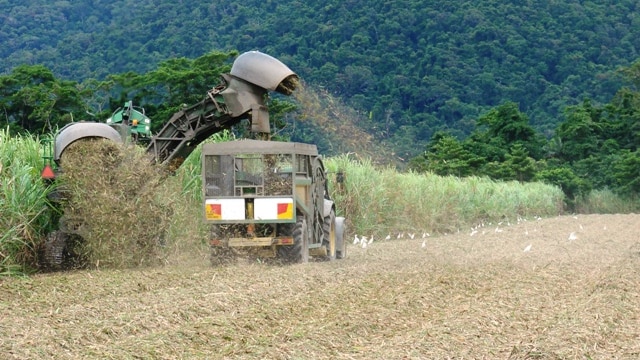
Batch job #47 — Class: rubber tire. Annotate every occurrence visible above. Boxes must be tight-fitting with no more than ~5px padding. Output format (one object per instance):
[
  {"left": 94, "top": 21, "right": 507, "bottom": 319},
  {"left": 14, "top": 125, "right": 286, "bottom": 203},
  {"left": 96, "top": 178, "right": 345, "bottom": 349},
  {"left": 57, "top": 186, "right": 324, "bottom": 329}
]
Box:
[
  {"left": 335, "top": 216, "right": 347, "bottom": 259},
  {"left": 322, "top": 210, "right": 336, "bottom": 261},
  {"left": 278, "top": 217, "right": 309, "bottom": 263}
]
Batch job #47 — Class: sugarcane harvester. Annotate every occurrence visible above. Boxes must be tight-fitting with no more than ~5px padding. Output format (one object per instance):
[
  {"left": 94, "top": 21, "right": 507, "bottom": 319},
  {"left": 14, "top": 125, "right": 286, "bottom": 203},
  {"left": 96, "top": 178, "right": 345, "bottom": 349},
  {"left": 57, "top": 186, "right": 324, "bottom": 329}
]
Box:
[{"left": 42, "top": 51, "right": 347, "bottom": 267}]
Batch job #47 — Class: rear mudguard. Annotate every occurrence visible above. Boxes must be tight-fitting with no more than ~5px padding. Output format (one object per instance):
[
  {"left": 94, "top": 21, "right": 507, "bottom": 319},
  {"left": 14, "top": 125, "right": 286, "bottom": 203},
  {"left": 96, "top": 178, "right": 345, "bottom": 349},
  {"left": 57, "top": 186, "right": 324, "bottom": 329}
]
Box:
[
  {"left": 54, "top": 122, "right": 123, "bottom": 162},
  {"left": 323, "top": 198, "right": 335, "bottom": 218}
]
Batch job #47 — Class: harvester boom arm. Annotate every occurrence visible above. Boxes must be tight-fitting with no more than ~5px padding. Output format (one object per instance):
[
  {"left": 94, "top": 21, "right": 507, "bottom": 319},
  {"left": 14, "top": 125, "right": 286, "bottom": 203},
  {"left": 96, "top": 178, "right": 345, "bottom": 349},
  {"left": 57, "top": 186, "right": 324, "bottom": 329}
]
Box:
[
  {"left": 146, "top": 85, "right": 240, "bottom": 167},
  {"left": 146, "top": 51, "right": 299, "bottom": 168}
]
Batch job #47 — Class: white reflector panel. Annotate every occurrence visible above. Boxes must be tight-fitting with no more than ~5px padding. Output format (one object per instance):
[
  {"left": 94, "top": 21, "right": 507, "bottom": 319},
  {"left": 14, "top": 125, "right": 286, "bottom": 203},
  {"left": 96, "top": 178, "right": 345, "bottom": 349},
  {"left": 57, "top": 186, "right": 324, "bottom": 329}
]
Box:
[
  {"left": 205, "top": 199, "right": 245, "bottom": 220},
  {"left": 254, "top": 197, "right": 294, "bottom": 220}
]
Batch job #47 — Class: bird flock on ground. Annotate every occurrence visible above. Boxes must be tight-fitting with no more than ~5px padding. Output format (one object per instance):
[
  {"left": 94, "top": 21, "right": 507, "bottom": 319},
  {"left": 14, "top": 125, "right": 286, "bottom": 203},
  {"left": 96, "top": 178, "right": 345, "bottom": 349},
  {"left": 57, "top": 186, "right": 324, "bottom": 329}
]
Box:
[
  {"left": 350, "top": 215, "right": 591, "bottom": 253},
  {"left": 352, "top": 231, "right": 431, "bottom": 249}
]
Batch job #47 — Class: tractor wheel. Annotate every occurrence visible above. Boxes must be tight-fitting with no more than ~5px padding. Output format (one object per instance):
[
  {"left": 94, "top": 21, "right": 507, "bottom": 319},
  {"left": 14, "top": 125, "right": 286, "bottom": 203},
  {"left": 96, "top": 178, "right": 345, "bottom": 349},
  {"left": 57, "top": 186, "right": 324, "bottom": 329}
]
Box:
[
  {"left": 277, "top": 217, "right": 308, "bottom": 263},
  {"left": 335, "top": 216, "right": 347, "bottom": 259},
  {"left": 322, "top": 210, "right": 336, "bottom": 261}
]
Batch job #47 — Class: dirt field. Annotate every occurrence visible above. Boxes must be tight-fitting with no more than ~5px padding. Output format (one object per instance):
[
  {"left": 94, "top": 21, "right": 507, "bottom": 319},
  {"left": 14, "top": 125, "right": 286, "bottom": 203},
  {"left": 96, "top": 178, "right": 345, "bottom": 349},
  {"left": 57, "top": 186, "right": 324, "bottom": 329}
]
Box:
[{"left": 1, "top": 214, "right": 639, "bottom": 359}]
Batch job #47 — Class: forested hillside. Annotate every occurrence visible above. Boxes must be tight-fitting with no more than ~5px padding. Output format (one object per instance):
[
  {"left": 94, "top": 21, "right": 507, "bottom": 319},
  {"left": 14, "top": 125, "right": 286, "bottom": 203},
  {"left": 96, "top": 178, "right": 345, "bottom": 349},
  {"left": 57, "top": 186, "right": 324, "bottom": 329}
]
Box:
[
  {"left": 2, "top": 0, "right": 639, "bottom": 158},
  {"left": 2, "top": 0, "right": 640, "bottom": 204}
]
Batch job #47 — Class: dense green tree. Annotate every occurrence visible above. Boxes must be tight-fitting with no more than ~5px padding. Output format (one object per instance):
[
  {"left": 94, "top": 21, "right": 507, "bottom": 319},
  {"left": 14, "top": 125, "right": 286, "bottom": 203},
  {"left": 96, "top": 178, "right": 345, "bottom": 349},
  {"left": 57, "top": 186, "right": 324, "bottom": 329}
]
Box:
[
  {"left": 503, "top": 144, "right": 537, "bottom": 182},
  {"left": 613, "top": 150, "right": 640, "bottom": 196},
  {"left": 0, "top": 65, "right": 84, "bottom": 134},
  {"left": 480, "top": 161, "right": 516, "bottom": 182},
  {"left": 0, "top": 51, "right": 298, "bottom": 141},
  {"left": 555, "top": 102, "right": 602, "bottom": 162},
  {"left": 475, "top": 102, "right": 544, "bottom": 159},
  {"left": 535, "top": 167, "right": 591, "bottom": 205},
  {"left": 571, "top": 156, "right": 612, "bottom": 191},
  {"left": 462, "top": 131, "right": 506, "bottom": 164},
  {"left": 412, "top": 132, "right": 481, "bottom": 177},
  {"left": 602, "top": 88, "right": 640, "bottom": 151},
  {"left": 77, "top": 78, "right": 116, "bottom": 118},
  {"left": 265, "top": 98, "right": 298, "bottom": 141}
]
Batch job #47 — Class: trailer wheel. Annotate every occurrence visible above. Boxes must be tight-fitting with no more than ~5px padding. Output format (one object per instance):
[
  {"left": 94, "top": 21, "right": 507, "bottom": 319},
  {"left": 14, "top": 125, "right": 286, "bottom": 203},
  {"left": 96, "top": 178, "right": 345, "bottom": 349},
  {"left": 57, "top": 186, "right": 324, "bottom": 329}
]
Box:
[
  {"left": 294, "top": 217, "right": 309, "bottom": 263},
  {"left": 335, "top": 217, "right": 347, "bottom": 259},
  {"left": 322, "top": 210, "right": 336, "bottom": 261},
  {"left": 278, "top": 217, "right": 308, "bottom": 263}
]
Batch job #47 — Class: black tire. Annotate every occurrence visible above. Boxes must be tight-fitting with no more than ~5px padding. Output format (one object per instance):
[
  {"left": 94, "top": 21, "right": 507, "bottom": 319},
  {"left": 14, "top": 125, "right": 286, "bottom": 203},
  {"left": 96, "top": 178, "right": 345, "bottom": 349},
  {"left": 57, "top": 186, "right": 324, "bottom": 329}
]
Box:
[
  {"left": 276, "top": 222, "right": 294, "bottom": 261},
  {"left": 277, "top": 217, "right": 308, "bottom": 263},
  {"left": 322, "top": 210, "right": 336, "bottom": 261},
  {"left": 335, "top": 217, "right": 347, "bottom": 259}
]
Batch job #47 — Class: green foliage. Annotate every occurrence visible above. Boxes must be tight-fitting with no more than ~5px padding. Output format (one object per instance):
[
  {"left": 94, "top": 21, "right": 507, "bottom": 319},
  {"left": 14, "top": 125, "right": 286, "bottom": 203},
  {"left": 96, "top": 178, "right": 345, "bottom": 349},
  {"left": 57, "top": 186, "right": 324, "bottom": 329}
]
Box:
[
  {"left": 325, "top": 155, "right": 564, "bottom": 237},
  {"left": 1, "top": 0, "right": 639, "bottom": 157},
  {"left": 574, "top": 188, "right": 640, "bottom": 214},
  {"left": 556, "top": 102, "right": 602, "bottom": 162},
  {"left": 0, "top": 49, "right": 294, "bottom": 148},
  {"left": 0, "top": 129, "right": 53, "bottom": 274},
  {"left": 412, "top": 103, "right": 543, "bottom": 182},
  {"left": 474, "top": 102, "right": 545, "bottom": 160},
  {"left": 265, "top": 98, "right": 297, "bottom": 141},
  {"left": 503, "top": 144, "right": 537, "bottom": 183},
  {"left": 410, "top": 133, "right": 480, "bottom": 177},
  {"left": 0, "top": 65, "right": 85, "bottom": 134},
  {"left": 410, "top": 70, "right": 640, "bottom": 204},
  {"left": 602, "top": 88, "right": 640, "bottom": 151},
  {"left": 612, "top": 149, "right": 640, "bottom": 196},
  {"left": 535, "top": 167, "right": 591, "bottom": 209}
]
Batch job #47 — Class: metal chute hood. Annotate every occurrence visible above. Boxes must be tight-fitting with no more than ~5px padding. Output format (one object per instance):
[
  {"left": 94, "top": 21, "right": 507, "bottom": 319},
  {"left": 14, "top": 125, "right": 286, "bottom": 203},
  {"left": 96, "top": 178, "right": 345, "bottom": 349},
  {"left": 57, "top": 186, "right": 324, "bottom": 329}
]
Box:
[
  {"left": 230, "top": 51, "right": 299, "bottom": 95},
  {"left": 54, "top": 122, "right": 123, "bottom": 162}
]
